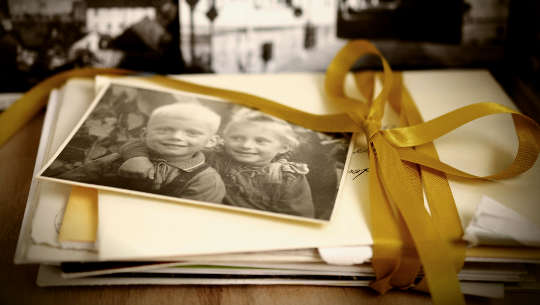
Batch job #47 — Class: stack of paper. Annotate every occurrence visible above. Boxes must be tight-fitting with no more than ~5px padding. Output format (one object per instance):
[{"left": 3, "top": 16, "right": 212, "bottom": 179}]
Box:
[{"left": 14, "top": 71, "right": 540, "bottom": 299}]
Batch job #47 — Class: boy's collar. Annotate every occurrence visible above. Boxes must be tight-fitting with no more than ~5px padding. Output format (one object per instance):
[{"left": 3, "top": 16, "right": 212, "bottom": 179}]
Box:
[{"left": 153, "top": 151, "right": 205, "bottom": 172}]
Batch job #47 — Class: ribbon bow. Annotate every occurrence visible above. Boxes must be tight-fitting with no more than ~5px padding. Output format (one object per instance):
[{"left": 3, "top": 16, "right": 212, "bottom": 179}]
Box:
[
  {"left": 325, "top": 41, "right": 540, "bottom": 305},
  {"left": 325, "top": 41, "right": 540, "bottom": 304},
  {"left": 1, "top": 40, "right": 539, "bottom": 305}
]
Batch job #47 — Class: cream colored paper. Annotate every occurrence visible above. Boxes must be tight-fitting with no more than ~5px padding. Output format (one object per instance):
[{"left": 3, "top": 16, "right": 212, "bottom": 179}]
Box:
[
  {"left": 25, "top": 79, "right": 100, "bottom": 261},
  {"left": 401, "top": 71, "right": 540, "bottom": 228},
  {"left": 96, "top": 71, "right": 539, "bottom": 260},
  {"left": 35, "top": 265, "right": 506, "bottom": 298}
]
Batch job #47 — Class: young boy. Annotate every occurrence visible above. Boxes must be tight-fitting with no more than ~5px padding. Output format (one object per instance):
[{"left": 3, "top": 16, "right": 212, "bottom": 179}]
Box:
[{"left": 118, "top": 102, "right": 226, "bottom": 203}]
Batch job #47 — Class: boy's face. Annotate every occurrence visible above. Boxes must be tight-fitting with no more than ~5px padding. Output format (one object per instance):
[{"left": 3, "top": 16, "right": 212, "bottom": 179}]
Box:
[
  {"left": 224, "top": 122, "right": 288, "bottom": 166},
  {"left": 145, "top": 115, "right": 215, "bottom": 159}
]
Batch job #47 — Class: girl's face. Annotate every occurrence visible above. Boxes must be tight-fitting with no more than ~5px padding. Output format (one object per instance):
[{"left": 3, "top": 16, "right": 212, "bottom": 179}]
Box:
[{"left": 224, "top": 122, "right": 289, "bottom": 166}]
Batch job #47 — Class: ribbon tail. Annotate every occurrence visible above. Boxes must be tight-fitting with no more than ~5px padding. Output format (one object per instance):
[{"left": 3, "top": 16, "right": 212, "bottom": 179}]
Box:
[
  {"left": 368, "top": 144, "right": 402, "bottom": 293},
  {"left": 401, "top": 78, "right": 467, "bottom": 270},
  {"left": 388, "top": 158, "right": 423, "bottom": 289},
  {"left": 363, "top": 71, "right": 422, "bottom": 292},
  {"left": 414, "top": 144, "right": 467, "bottom": 293},
  {"left": 372, "top": 134, "right": 465, "bottom": 305}
]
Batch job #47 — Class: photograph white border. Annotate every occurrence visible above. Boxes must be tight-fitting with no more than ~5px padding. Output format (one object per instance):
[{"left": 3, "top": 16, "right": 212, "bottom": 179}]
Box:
[{"left": 37, "top": 78, "right": 354, "bottom": 224}]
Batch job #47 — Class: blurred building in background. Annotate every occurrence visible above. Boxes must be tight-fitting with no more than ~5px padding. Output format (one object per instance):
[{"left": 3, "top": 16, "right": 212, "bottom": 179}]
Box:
[
  {"left": 0, "top": 0, "right": 181, "bottom": 92},
  {"left": 1, "top": 0, "right": 537, "bottom": 119},
  {"left": 86, "top": 6, "right": 155, "bottom": 37},
  {"left": 1, "top": 0, "right": 518, "bottom": 78},
  {"left": 179, "top": 0, "right": 337, "bottom": 73},
  {"left": 462, "top": 0, "right": 510, "bottom": 45}
]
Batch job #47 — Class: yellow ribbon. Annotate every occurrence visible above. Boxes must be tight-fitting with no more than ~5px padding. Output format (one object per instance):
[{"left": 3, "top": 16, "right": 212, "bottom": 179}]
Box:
[
  {"left": 367, "top": 71, "right": 466, "bottom": 296},
  {"left": 1, "top": 40, "right": 539, "bottom": 305},
  {"left": 0, "top": 68, "right": 132, "bottom": 146},
  {"left": 324, "top": 41, "right": 538, "bottom": 305}
]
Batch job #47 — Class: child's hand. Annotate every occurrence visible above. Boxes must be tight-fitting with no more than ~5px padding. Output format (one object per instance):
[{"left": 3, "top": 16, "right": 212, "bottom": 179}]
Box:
[{"left": 118, "top": 157, "right": 155, "bottom": 180}]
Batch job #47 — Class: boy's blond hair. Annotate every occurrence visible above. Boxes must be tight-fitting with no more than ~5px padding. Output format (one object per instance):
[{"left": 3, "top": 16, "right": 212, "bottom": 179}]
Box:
[
  {"left": 223, "top": 108, "right": 299, "bottom": 149},
  {"left": 148, "top": 102, "right": 221, "bottom": 133}
]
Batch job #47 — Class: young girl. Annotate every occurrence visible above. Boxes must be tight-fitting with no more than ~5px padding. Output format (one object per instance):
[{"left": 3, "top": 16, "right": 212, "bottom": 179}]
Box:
[
  {"left": 119, "top": 108, "right": 315, "bottom": 218},
  {"left": 210, "top": 109, "right": 315, "bottom": 218}
]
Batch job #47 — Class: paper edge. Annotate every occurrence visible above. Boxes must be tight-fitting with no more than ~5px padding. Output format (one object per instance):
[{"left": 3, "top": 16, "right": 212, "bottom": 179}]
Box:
[{"left": 14, "top": 90, "right": 61, "bottom": 264}]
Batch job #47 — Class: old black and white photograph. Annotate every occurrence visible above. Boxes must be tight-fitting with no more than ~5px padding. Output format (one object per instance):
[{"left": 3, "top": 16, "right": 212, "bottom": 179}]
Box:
[{"left": 39, "top": 83, "right": 351, "bottom": 221}]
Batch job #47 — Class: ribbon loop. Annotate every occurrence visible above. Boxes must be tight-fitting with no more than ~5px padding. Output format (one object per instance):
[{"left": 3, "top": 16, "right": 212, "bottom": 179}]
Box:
[
  {"left": 381, "top": 102, "right": 537, "bottom": 148},
  {"left": 325, "top": 41, "right": 393, "bottom": 132}
]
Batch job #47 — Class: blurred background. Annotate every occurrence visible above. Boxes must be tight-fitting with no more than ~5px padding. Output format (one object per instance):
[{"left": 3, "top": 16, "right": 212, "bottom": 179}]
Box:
[{"left": 0, "top": 0, "right": 538, "bottom": 120}]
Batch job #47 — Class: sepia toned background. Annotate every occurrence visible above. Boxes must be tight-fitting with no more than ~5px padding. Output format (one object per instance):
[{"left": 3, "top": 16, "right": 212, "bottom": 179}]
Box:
[
  {"left": 0, "top": 0, "right": 538, "bottom": 120},
  {"left": 1, "top": 1, "right": 540, "bottom": 304}
]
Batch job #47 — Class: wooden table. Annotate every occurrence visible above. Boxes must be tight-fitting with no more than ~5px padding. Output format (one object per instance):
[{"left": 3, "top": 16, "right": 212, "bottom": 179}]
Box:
[{"left": 0, "top": 113, "right": 537, "bottom": 305}]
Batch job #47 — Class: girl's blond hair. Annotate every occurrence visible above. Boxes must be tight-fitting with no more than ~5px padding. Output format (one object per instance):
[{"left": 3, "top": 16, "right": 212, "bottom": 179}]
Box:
[{"left": 223, "top": 108, "right": 299, "bottom": 149}]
